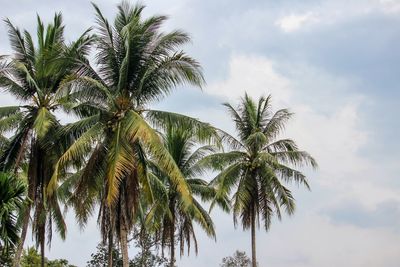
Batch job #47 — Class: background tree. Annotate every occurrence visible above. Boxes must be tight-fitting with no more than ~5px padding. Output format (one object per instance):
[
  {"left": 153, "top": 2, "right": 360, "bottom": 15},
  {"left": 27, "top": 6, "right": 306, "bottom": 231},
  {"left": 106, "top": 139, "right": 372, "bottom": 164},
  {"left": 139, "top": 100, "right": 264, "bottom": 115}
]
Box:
[
  {"left": 86, "top": 243, "right": 124, "bottom": 267},
  {"left": 86, "top": 236, "right": 166, "bottom": 267},
  {"left": 47, "top": 258, "right": 77, "bottom": 267},
  {"left": 20, "top": 247, "right": 77, "bottom": 267},
  {"left": 0, "top": 172, "right": 26, "bottom": 254},
  {"left": 21, "top": 247, "right": 42, "bottom": 267},
  {"left": 129, "top": 228, "right": 167, "bottom": 267},
  {"left": 204, "top": 94, "right": 317, "bottom": 267},
  {"left": 0, "top": 251, "right": 13, "bottom": 267},
  {"left": 0, "top": 13, "right": 92, "bottom": 267},
  {"left": 220, "top": 250, "right": 252, "bottom": 267}
]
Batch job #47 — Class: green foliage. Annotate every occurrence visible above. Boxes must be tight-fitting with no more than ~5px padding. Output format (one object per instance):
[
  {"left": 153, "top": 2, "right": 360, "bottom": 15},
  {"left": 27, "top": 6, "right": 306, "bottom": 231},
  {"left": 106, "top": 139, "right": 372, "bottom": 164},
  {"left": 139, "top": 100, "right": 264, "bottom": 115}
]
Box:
[
  {"left": 0, "top": 249, "right": 14, "bottom": 267},
  {"left": 21, "top": 247, "right": 41, "bottom": 267},
  {"left": 86, "top": 235, "right": 167, "bottom": 267},
  {"left": 47, "top": 258, "right": 77, "bottom": 267},
  {"left": 130, "top": 228, "right": 167, "bottom": 267},
  {"left": 220, "top": 250, "right": 252, "bottom": 267},
  {"left": 21, "top": 247, "right": 77, "bottom": 267},
  {"left": 0, "top": 172, "right": 26, "bottom": 253},
  {"left": 86, "top": 244, "right": 124, "bottom": 267}
]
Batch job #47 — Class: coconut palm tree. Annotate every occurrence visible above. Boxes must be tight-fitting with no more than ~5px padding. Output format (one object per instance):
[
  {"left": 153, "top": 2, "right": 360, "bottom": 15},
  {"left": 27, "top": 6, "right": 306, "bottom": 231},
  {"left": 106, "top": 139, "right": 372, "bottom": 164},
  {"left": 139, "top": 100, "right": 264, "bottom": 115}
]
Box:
[
  {"left": 0, "top": 172, "right": 26, "bottom": 255},
  {"left": 0, "top": 14, "right": 92, "bottom": 266},
  {"left": 203, "top": 94, "right": 317, "bottom": 267},
  {"left": 49, "top": 2, "right": 210, "bottom": 266},
  {"left": 145, "top": 123, "right": 230, "bottom": 267}
]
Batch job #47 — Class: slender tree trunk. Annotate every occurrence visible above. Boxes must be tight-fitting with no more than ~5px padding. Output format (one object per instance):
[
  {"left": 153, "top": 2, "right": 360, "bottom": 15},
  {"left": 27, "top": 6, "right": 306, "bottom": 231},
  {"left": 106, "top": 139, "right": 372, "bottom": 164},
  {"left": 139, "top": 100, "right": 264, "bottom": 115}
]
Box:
[
  {"left": 40, "top": 230, "right": 45, "bottom": 267},
  {"left": 140, "top": 231, "right": 146, "bottom": 267},
  {"left": 170, "top": 224, "right": 175, "bottom": 267},
  {"left": 108, "top": 228, "right": 113, "bottom": 267},
  {"left": 251, "top": 208, "right": 257, "bottom": 267},
  {"left": 169, "top": 225, "right": 175, "bottom": 267},
  {"left": 169, "top": 198, "right": 176, "bottom": 267},
  {"left": 13, "top": 137, "right": 35, "bottom": 267},
  {"left": 120, "top": 224, "right": 129, "bottom": 267},
  {"left": 13, "top": 206, "right": 31, "bottom": 267}
]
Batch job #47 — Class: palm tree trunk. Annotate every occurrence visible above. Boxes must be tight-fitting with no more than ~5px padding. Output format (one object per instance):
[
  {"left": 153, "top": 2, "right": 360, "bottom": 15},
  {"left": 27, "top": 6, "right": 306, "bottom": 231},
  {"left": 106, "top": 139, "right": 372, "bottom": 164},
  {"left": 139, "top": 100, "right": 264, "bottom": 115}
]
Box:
[
  {"left": 140, "top": 231, "right": 146, "bottom": 267},
  {"left": 108, "top": 228, "right": 113, "bottom": 267},
  {"left": 169, "top": 199, "right": 176, "bottom": 267},
  {"left": 120, "top": 224, "right": 129, "bottom": 267},
  {"left": 40, "top": 230, "right": 45, "bottom": 267},
  {"left": 251, "top": 208, "right": 257, "bottom": 267},
  {"left": 13, "top": 138, "right": 35, "bottom": 267},
  {"left": 170, "top": 225, "right": 175, "bottom": 267},
  {"left": 13, "top": 205, "right": 31, "bottom": 267}
]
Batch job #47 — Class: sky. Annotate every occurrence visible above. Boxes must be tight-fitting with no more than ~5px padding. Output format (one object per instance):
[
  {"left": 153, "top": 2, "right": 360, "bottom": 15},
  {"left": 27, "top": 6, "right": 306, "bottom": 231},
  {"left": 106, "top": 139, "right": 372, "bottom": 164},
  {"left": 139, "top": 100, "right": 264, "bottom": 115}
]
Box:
[{"left": 0, "top": 0, "right": 399, "bottom": 266}]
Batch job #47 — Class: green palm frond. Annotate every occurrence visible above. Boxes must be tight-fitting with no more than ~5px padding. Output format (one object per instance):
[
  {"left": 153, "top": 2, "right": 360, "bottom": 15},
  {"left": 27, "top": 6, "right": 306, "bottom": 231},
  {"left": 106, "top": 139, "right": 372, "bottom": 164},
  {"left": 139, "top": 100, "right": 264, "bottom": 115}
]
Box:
[
  {"left": 191, "top": 198, "right": 215, "bottom": 238},
  {"left": 0, "top": 123, "right": 31, "bottom": 171},
  {"left": 263, "top": 108, "right": 293, "bottom": 140},
  {"left": 125, "top": 110, "right": 191, "bottom": 206},
  {"left": 210, "top": 162, "right": 244, "bottom": 192},
  {"left": 0, "top": 106, "right": 21, "bottom": 118},
  {"left": 4, "top": 18, "right": 32, "bottom": 65},
  {"left": 0, "top": 172, "right": 26, "bottom": 253},
  {"left": 106, "top": 122, "right": 134, "bottom": 204},
  {"left": 146, "top": 110, "right": 221, "bottom": 146},
  {"left": 48, "top": 123, "right": 103, "bottom": 195},
  {"left": 0, "top": 111, "right": 23, "bottom": 133},
  {"left": 196, "top": 151, "right": 247, "bottom": 171},
  {"left": 32, "top": 107, "right": 57, "bottom": 138}
]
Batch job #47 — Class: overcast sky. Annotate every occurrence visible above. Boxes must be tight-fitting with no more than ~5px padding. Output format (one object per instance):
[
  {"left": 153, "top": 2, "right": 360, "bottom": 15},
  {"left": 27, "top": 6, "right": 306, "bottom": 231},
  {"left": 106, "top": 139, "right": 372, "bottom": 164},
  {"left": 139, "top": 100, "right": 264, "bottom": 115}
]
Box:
[{"left": 1, "top": 0, "right": 399, "bottom": 266}]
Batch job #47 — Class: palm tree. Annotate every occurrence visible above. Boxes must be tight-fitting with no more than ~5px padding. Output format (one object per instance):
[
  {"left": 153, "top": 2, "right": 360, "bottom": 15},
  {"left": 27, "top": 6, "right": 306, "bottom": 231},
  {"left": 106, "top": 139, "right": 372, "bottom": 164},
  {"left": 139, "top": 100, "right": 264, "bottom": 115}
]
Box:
[
  {"left": 145, "top": 123, "right": 230, "bottom": 267},
  {"left": 0, "top": 14, "right": 92, "bottom": 266},
  {"left": 49, "top": 2, "right": 209, "bottom": 266},
  {"left": 203, "top": 94, "right": 317, "bottom": 267},
  {"left": 0, "top": 172, "right": 26, "bottom": 254}
]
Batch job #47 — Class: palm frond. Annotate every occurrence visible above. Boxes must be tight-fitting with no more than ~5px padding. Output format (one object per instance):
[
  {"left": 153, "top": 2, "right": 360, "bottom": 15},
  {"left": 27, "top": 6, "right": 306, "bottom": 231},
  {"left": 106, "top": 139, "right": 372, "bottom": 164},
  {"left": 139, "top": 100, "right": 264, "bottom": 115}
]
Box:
[
  {"left": 48, "top": 123, "right": 103, "bottom": 195},
  {"left": 125, "top": 110, "right": 192, "bottom": 208}
]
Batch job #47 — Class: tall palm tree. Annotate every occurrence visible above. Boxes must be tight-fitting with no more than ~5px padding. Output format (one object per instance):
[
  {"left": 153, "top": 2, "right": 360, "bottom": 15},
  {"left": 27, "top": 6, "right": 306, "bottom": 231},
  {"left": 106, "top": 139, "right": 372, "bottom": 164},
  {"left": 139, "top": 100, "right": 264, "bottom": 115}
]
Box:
[
  {"left": 49, "top": 2, "right": 210, "bottom": 266},
  {"left": 145, "top": 124, "right": 230, "bottom": 267},
  {"left": 0, "top": 172, "right": 26, "bottom": 255},
  {"left": 0, "top": 14, "right": 92, "bottom": 266},
  {"left": 203, "top": 94, "right": 317, "bottom": 267}
]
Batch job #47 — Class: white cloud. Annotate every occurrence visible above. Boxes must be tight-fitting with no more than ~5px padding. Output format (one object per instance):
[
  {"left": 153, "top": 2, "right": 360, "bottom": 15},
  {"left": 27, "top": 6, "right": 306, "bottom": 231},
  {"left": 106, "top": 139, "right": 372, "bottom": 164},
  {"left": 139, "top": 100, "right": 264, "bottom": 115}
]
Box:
[
  {"left": 273, "top": 0, "right": 400, "bottom": 34},
  {"left": 206, "top": 54, "right": 292, "bottom": 106},
  {"left": 190, "top": 54, "right": 400, "bottom": 266},
  {"left": 275, "top": 12, "right": 318, "bottom": 32},
  {"left": 379, "top": 0, "right": 400, "bottom": 13},
  {"left": 260, "top": 213, "right": 400, "bottom": 267}
]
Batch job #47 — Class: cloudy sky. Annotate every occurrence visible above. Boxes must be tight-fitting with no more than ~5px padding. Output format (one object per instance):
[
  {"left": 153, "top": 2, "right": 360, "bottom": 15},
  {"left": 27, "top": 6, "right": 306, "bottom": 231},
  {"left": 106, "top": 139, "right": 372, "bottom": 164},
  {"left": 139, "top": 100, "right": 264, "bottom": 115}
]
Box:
[{"left": 1, "top": 0, "right": 399, "bottom": 266}]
